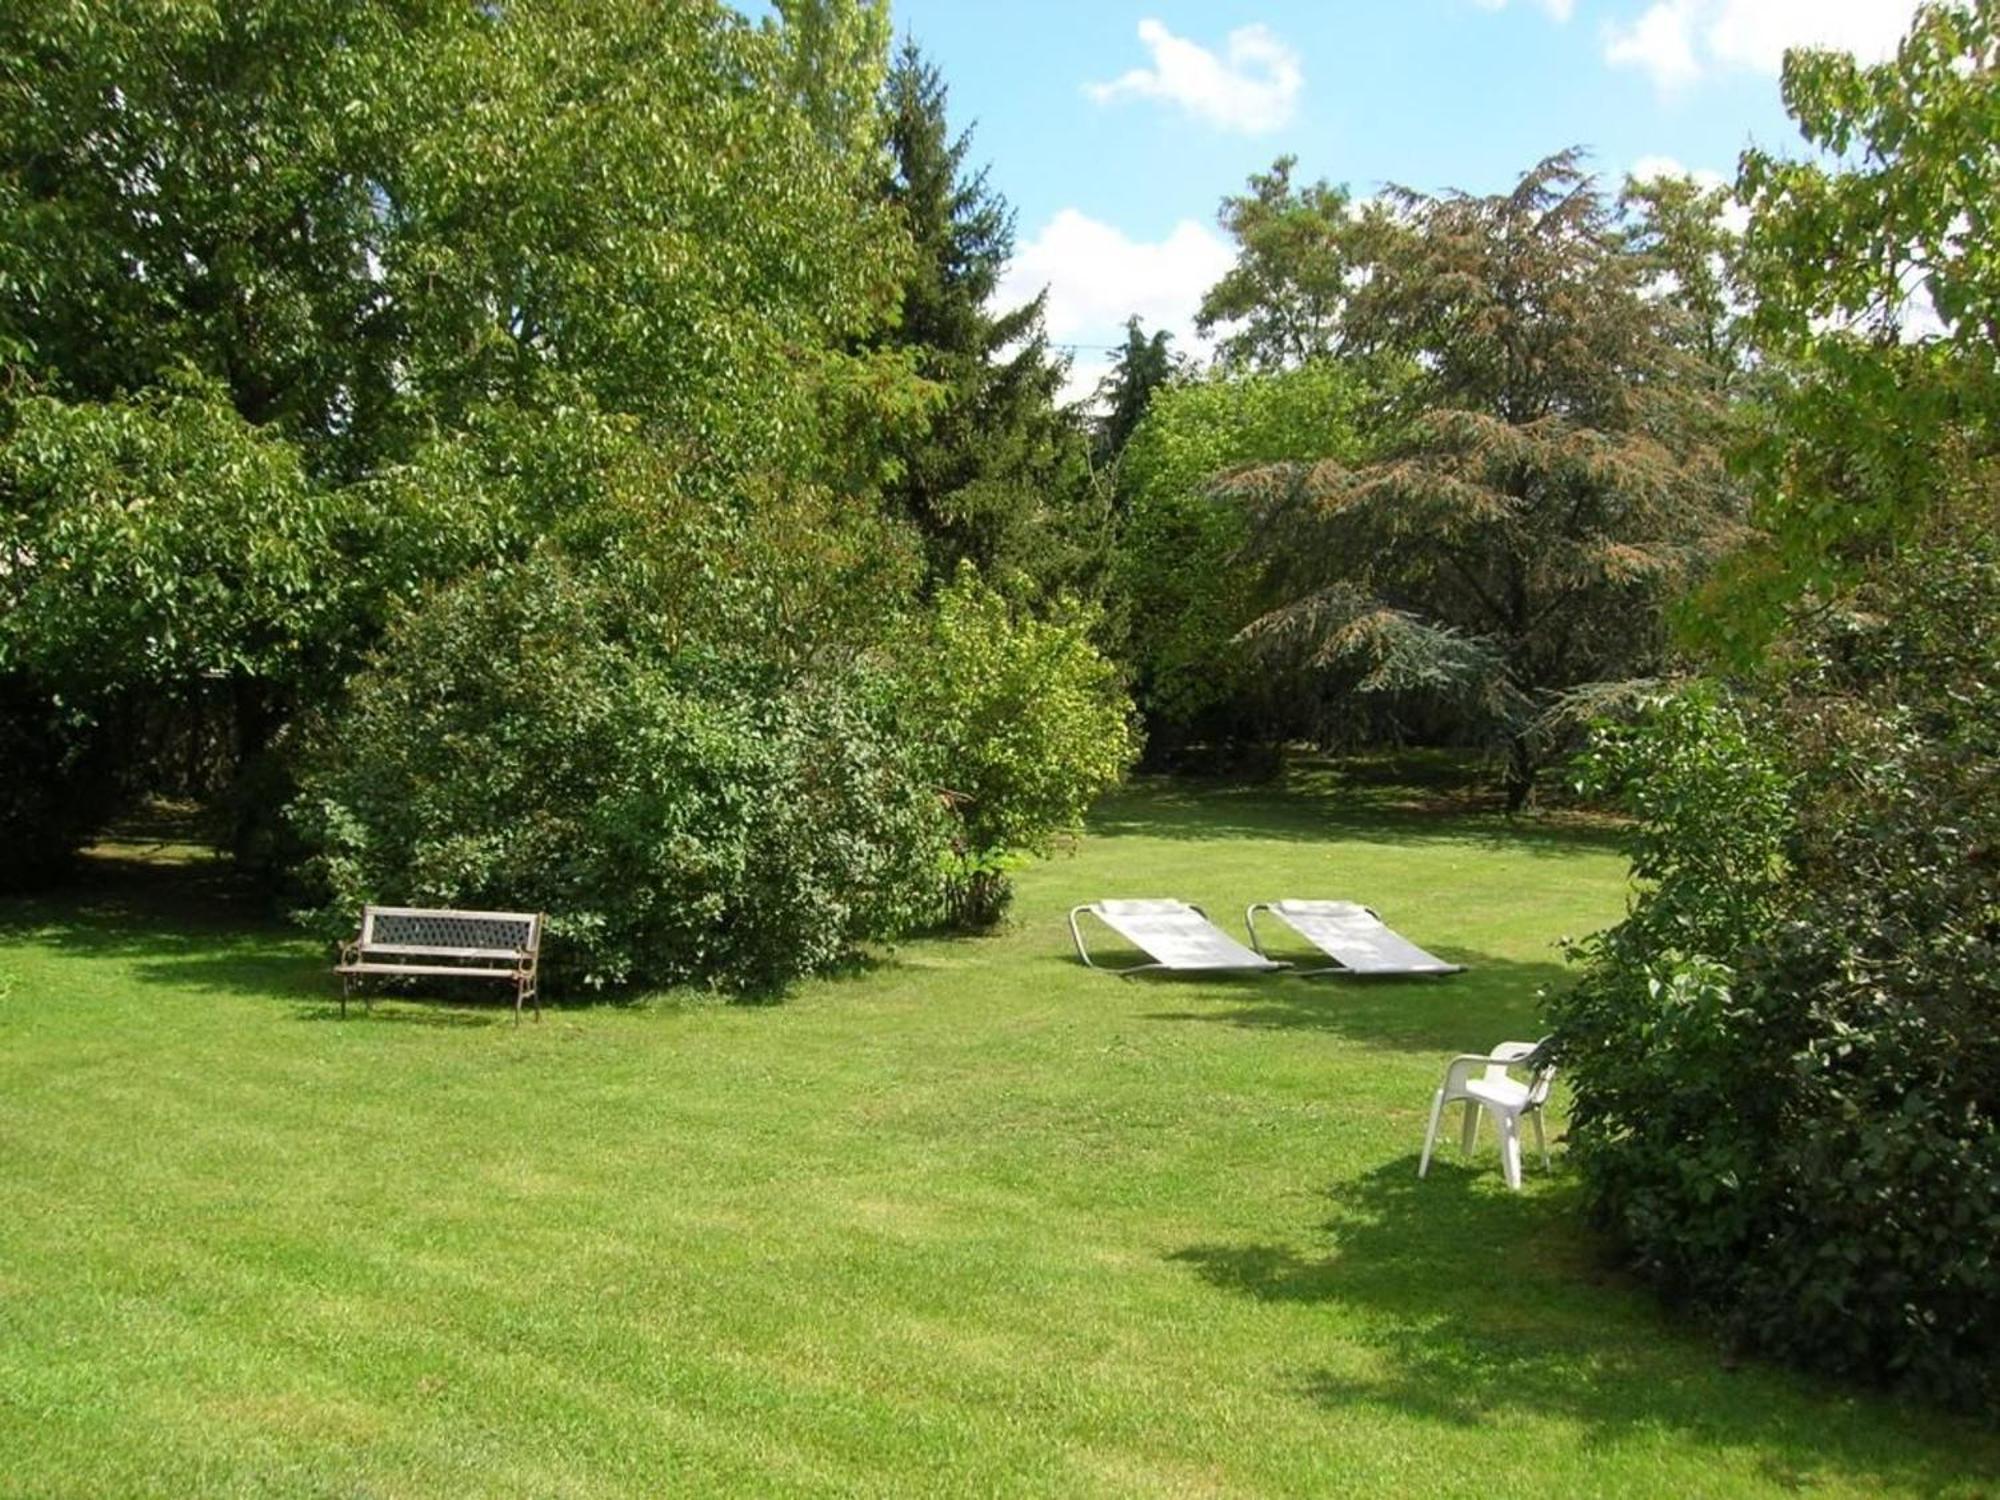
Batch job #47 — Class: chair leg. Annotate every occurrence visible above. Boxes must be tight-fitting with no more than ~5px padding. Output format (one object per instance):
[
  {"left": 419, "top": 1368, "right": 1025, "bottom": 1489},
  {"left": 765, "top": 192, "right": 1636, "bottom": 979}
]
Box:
[
  {"left": 1419, "top": 1088, "right": 1447, "bottom": 1177},
  {"left": 1530, "top": 1108, "right": 1549, "bottom": 1172},
  {"left": 1460, "top": 1099, "right": 1480, "bottom": 1155},
  {"left": 1498, "top": 1112, "right": 1523, "bottom": 1191}
]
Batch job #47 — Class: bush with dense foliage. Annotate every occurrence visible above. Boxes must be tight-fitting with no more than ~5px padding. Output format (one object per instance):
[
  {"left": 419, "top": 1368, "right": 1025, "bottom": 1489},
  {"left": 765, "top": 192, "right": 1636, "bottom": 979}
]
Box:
[
  {"left": 1553, "top": 534, "right": 2000, "bottom": 1412},
  {"left": 293, "top": 564, "right": 949, "bottom": 993},
  {"left": 897, "top": 567, "right": 1136, "bottom": 927},
  {"left": 1552, "top": 2, "right": 2000, "bottom": 1413}
]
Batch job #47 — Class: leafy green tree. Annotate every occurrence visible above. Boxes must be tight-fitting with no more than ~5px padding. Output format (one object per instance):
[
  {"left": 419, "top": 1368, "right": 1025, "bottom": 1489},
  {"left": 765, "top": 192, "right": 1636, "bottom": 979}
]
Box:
[
  {"left": 765, "top": 0, "right": 893, "bottom": 164},
  {"left": 1553, "top": 4, "right": 2000, "bottom": 1411},
  {"left": 1111, "top": 363, "right": 1374, "bottom": 751},
  {"left": 1195, "top": 156, "right": 1377, "bottom": 371},
  {"left": 1228, "top": 153, "right": 1742, "bottom": 808},
  {"left": 1620, "top": 170, "right": 1751, "bottom": 393},
  {"left": 875, "top": 41, "right": 1100, "bottom": 594},
  {"left": 1702, "top": 0, "right": 2000, "bottom": 656}
]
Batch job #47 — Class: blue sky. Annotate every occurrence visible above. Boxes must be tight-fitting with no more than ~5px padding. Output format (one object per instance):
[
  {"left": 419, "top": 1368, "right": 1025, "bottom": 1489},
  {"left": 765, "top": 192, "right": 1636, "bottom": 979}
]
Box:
[{"left": 874, "top": 0, "right": 1919, "bottom": 396}]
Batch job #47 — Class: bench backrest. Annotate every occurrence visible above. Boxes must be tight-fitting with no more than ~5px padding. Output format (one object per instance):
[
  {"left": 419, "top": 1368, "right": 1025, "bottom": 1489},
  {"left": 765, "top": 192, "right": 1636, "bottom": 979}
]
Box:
[{"left": 359, "top": 906, "right": 540, "bottom": 959}]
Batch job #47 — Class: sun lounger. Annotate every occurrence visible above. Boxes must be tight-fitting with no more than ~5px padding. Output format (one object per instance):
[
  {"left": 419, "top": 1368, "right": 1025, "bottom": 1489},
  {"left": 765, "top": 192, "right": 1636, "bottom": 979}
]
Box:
[
  {"left": 1244, "top": 899, "right": 1465, "bottom": 977},
  {"left": 1069, "top": 899, "right": 1288, "bottom": 977}
]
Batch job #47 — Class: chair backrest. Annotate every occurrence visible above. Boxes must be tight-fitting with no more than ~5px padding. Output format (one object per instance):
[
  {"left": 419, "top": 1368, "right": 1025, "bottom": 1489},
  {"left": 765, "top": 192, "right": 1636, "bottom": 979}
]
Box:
[
  {"left": 1518, "top": 1037, "right": 1559, "bottom": 1106},
  {"left": 361, "top": 906, "right": 540, "bottom": 959}
]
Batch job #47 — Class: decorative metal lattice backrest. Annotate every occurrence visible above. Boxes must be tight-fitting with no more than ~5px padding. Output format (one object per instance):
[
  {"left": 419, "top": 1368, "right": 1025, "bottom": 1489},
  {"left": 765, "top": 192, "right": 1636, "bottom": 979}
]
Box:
[{"left": 364, "top": 907, "right": 537, "bottom": 956}]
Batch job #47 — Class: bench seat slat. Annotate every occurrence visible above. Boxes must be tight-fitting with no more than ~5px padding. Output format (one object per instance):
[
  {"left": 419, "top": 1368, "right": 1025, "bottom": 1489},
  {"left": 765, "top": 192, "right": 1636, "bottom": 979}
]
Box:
[
  {"left": 364, "top": 905, "right": 540, "bottom": 923},
  {"left": 356, "top": 942, "right": 530, "bottom": 960},
  {"left": 338, "top": 962, "right": 524, "bottom": 979}
]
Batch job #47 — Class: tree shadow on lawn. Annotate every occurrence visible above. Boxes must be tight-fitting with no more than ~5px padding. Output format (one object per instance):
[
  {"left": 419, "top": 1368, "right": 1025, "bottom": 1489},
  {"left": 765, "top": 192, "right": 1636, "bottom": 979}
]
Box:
[
  {"left": 1048, "top": 936, "right": 1569, "bottom": 1055},
  {"left": 1090, "top": 773, "right": 1628, "bottom": 860},
  {"left": 1169, "top": 1160, "right": 2000, "bottom": 1492},
  {"left": 0, "top": 863, "right": 523, "bottom": 1023},
  {"left": 1133, "top": 956, "right": 1573, "bottom": 1054}
]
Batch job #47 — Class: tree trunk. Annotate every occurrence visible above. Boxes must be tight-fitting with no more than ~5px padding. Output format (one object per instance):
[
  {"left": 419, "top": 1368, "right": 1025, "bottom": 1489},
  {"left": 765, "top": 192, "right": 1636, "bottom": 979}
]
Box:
[{"left": 1504, "top": 731, "right": 1537, "bottom": 814}]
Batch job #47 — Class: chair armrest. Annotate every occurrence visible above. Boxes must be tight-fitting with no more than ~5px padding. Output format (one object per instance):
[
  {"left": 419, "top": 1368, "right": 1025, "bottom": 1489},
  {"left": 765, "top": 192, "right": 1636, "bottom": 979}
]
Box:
[{"left": 1440, "top": 1045, "right": 1537, "bottom": 1092}]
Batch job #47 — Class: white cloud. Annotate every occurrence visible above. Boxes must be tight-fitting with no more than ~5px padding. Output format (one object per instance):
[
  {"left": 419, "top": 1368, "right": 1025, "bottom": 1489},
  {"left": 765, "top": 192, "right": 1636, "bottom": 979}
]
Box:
[
  {"left": 1087, "top": 19, "right": 1303, "bottom": 135},
  {"left": 1704, "top": 0, "right": 1919, "bottom": 73},
  {"left": 997, "top": 209, "right": 1236, "bottom": 405},
  {"left": 1606, "top": 0, "right": 1703, "bottom": 89},
  {"left": 1470, "top": 0, "right": 1577, "bottom": 20},
  {"left": 1606, "top": 0, "right": 1920, "bottom": 92}
]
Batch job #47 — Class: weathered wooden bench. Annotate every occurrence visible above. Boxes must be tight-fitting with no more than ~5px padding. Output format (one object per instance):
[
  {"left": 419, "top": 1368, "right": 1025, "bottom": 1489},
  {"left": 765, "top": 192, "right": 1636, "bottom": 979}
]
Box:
[{"left": 336, "top": 905, "right": 543, "bottom": 1021}]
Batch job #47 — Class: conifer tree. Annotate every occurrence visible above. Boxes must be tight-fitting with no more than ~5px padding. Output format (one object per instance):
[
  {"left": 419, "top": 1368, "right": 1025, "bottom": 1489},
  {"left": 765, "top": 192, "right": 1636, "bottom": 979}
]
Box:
[
  {"left": 1229, "top": 153, "right": 1743, "bottom": 808},
  {"left": 877, "top": 41, "right": 1098, "bottom": 594},
  {"left": 1093, "top": 317, "right": 1177, "bottom": 468}
]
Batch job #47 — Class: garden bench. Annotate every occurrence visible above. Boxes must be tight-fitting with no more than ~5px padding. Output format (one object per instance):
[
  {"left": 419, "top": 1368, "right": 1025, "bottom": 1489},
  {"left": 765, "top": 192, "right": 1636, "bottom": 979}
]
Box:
[{"left": 336, "top": 905, "right": 543, "bottom": 1021}]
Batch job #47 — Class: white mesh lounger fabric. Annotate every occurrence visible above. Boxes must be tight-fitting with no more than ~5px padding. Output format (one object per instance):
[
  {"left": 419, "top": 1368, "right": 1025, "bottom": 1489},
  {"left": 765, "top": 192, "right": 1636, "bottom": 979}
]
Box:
[
  {"left": 1069, "top": 899, "right": 1288, "bottom": 977},
  {"left": 1244, "top": 899, "right": 1465, "bottom": 977}
]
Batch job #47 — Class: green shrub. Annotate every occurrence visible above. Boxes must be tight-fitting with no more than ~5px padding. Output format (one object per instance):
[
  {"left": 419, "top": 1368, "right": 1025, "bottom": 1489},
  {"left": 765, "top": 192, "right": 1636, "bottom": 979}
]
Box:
[
  {"left": 898, "top": 566, "right": 1137, "bottom": 927},
  {"left": 1552, "top": 544, "right": 2000, "bottom": 1413},
  {"left": 292, "top": 562, "right": 948, "bottom": 993}
]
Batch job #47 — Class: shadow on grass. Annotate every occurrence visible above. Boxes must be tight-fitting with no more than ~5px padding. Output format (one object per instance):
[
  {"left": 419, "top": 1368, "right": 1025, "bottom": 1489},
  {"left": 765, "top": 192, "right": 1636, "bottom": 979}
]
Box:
[
  {"left": 1133, "top": 956, "right": 1574, "bottom": 1053},
  {"left": 294, "top": 1000, "right": 504, "bottom": 1028},
  {"left": 1048, "top": 930, "right": 1568, "bottom": 1053},
  {"left": 1091, "top": 766, "right": 1628, "bottom": 859},
  {"left": 0, "top": 858, "right": 540, "bottom": 1020},
  {"left": 1170, "top": 1159, "right": 2000, "bottom": 1491}
]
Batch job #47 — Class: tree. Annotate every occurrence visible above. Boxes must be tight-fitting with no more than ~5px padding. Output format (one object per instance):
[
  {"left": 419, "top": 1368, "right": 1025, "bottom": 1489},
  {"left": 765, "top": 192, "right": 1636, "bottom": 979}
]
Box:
[
  {"left": 875, "top": 41, "right": 1098, "bottom": 595},
  {"left": 1092, "top": 317, "right": 1177, "bottom": 467},
  {"left": 1195, "top": 156, "right": 1376, "bottom": 371},
  {"left": 1110, "top": 363, "right": 1374, "bottom": 754},
  {"left": 0, "top": 0, "right": 926, "bottom": 879},
  {"left": 1620, "top": 169, "right": 1751, "bottom": 393},
  {"left": 1227, "top": 153, "right": 1742, "bottom": 809},
  {"left": 1697, "top": 0, "right": 2000, "bottom": 657},
  {"left": 765, "top": 0, "right": 893, "bottom": 165}
]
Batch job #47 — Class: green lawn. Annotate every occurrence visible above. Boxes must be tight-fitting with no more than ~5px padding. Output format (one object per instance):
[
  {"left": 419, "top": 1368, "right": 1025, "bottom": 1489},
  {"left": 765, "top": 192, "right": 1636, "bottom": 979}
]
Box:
[{"left": 2, "top": 767, "right": 1994, "bottom": 1498}]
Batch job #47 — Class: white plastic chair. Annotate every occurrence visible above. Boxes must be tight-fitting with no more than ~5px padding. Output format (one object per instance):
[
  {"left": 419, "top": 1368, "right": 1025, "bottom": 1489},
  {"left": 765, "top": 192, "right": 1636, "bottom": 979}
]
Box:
[{"left": 1418, "top": 1038, "right": 1557, "bottom": 1191}]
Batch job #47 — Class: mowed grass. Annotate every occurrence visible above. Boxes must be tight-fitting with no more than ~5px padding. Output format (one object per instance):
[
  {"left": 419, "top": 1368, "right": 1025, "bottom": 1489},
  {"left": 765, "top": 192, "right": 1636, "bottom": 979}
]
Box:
[{"left": 1, "top": 766, "right": 1994, "bottom": 1498}]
